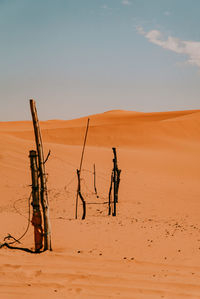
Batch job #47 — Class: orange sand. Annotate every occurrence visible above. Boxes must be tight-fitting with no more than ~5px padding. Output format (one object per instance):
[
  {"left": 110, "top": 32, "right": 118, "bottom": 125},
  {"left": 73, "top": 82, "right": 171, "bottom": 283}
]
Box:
[{"left": 0, "top": 109, "right": 200, "bottom": 298}]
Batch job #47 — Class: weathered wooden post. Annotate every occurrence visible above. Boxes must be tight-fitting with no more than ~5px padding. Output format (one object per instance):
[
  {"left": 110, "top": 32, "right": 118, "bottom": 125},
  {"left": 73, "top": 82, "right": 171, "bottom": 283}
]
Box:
[
  {"left": 29, "top": 99, "right": 52, "bottom": 251},
  {"left": 116, "top": 169, "right": 121, "bottom": 200},
  {"left": 112, "top": 148, "right": 117, "bottom": 216},
  {"left": 108, "top": 172, "right": 113, "bottom": 215},
  {"left": 110, "top": 147, "right": 121, "bottom": 216},
  {"left": 77, "top": 169, "right": 86, "bottom": 220},
  {"left": 29, "top": 150, "right": 43, "bottom": 252}
]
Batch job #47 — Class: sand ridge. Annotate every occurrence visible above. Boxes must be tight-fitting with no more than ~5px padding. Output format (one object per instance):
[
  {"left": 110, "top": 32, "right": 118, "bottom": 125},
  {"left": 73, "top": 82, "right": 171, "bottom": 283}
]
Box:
[{"left": 1, "top": 109, "right": 200, "bottom": 148}]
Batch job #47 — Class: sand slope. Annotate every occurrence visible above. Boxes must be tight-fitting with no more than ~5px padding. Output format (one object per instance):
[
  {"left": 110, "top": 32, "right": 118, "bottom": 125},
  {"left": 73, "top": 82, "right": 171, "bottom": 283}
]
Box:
[{"left": 0, "top": 109, "right": 200, "bottom": 298}]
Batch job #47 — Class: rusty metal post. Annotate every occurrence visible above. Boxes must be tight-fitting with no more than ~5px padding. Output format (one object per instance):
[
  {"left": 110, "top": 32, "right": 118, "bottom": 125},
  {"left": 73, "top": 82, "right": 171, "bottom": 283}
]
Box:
[{"left": 29, "top": 150, "right": 43, "bottom": 252}]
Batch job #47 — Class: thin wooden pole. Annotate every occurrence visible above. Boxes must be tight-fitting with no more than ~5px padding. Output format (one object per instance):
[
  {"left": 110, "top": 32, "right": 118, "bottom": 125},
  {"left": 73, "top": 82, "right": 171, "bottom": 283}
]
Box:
[
  {"left": 79, "top": 118, "right": 90, "bottom": 173},
  {"left": 29, "top": 150, "right": 43, "bottom": 252},
  {"left": 77, "top": 169, "right": 86, "bottom": 220},
  {"left": 116, "top": 169, "right": 121, "bottom": 201},
  {"left": 112, "top": 148, "right": 117, "bottom": 216},
  {"left": 29, "top": 99, "right": 52, "bottom": 251},
  {"left": 93, "top": 163, "right": 99, "bottom": 198},
  {"left": 108, "top": 172, "right": 113, "bottom": 215},
  {"left": 75, "top": 118, "right": 90, "bottom": 219}
]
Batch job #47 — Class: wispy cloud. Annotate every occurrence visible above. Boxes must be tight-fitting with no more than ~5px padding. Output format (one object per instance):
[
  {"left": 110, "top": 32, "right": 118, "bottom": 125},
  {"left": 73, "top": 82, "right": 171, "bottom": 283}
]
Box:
[
  {"left": 137, "top": 26, "right": 200, "bottom": 68},
  {"left": 121, "top": 0, "right": 132, "bottom": 5}
]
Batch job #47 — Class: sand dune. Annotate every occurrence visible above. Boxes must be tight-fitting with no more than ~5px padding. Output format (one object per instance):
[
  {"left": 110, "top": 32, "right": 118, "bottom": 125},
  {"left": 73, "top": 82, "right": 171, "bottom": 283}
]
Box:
[
  {"left": 0, "top": 109, "right": 200, "bottom": 298},
  {"left": 2, "top": 109, "right": 200, "bottom": 148}
]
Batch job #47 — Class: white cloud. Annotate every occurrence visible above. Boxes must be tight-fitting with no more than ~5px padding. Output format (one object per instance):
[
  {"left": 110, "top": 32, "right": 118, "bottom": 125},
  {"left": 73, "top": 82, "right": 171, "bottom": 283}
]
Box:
[
  {"left": 121, "top": 0, "right": 132, "bottom": 5},
  {"left": 137, "top": 26, "right": 200, "bottom": 68}
]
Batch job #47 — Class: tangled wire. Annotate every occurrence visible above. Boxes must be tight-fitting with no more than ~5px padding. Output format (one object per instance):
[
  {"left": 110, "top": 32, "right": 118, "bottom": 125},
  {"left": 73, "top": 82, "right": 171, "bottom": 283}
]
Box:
[{"left": 0, "top": 192, "right": 37, "bottom": 253}]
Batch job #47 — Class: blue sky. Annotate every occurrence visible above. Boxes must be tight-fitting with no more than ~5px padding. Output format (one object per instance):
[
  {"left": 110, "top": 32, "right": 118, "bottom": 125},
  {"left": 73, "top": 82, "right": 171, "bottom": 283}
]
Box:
[{"left": 1, "top": 0, "right": 200, "bottom": 120}]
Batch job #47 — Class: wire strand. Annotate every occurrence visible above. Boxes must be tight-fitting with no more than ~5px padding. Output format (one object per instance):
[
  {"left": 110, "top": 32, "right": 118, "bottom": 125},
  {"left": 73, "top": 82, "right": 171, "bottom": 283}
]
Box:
[{"left": 2, "top": 192, "right": 32, "bottom": 246}]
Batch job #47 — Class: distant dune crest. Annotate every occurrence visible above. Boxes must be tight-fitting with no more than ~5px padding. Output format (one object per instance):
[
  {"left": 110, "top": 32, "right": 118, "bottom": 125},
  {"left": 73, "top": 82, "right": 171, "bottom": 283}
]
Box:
[{"left": 0, "top": 109, "right": 200, "bottom": 148}]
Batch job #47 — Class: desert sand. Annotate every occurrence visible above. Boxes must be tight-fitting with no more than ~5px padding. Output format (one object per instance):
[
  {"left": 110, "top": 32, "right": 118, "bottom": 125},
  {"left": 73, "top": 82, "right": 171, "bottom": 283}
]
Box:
[{"left": 1, "top": 109, "right": 200, "bottom": 298}]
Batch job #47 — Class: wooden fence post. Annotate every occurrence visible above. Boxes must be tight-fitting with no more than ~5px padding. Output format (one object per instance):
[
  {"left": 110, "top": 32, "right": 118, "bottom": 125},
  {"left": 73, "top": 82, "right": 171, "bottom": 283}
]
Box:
[
  {"left": 110, "top": 147, "right": 121, "bottom": 216},
  {"left": 77, "top": 169, "right": 86, "bottom": 220},
  {"left": 29, "top": 99, "right": 52, "bottom": 251},
  {"left": 29, "top": 150, "right": 43, "bottom": 252},
  {"left": 116, "top": 169, "right": 121, "bottom": 200},
  {"left": 108, "top": 172, "right": 113, "bottom": 215},
  {"left": 112, "top": 148, "right": 117, "bottom": 216}
]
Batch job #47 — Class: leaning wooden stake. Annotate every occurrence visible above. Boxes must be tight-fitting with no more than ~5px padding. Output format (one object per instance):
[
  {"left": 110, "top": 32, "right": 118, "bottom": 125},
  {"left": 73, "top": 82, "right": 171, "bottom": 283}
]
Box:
[
  {"left": 29, "top": 150, "right": 43, "bottom": 252},
  {"left": 30, "top": 99, "right": 52, "bottom": 251},
  {"left": 77, "top": 169, "right": 86, "bottom": 220},
  {"left": 75, "top": 118, "right": 90, "bottom": 219}
]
